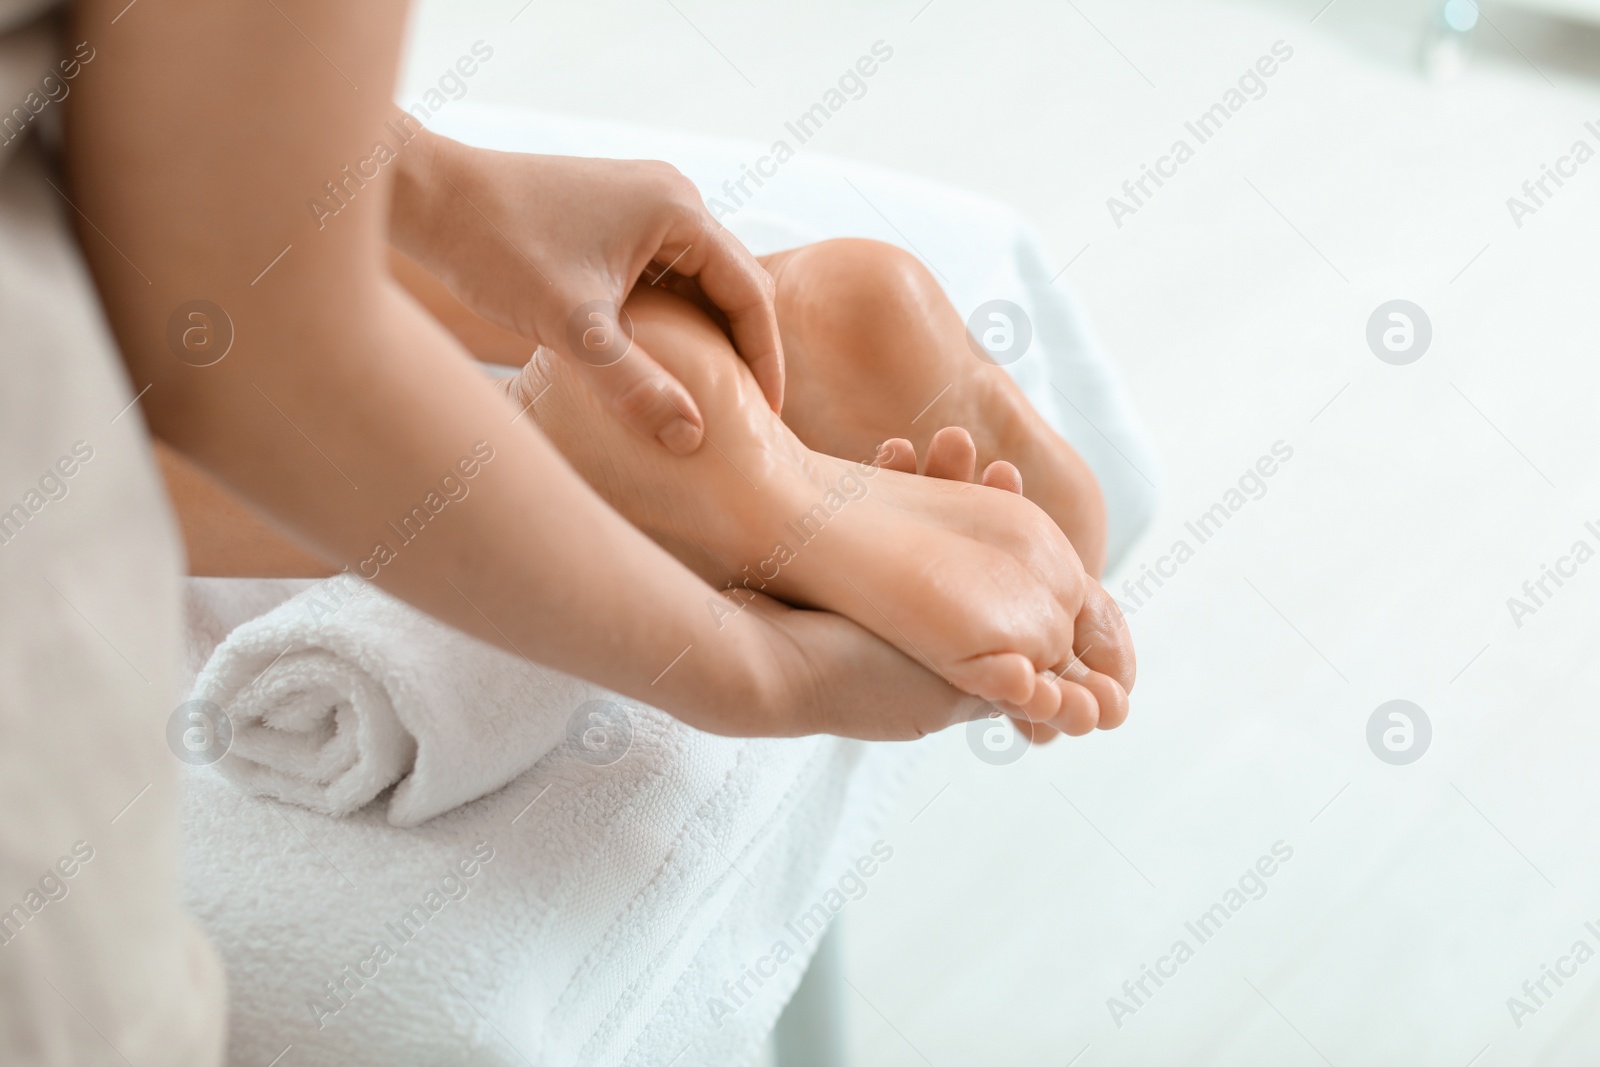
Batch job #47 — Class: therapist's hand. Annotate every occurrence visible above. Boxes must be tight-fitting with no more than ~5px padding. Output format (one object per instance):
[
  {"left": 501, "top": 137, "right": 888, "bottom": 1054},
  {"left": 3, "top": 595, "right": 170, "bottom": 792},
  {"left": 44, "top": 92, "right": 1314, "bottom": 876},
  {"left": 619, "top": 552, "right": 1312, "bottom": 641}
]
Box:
[{"left": 391, "top": 128, "right": 783, "bottom": 455}]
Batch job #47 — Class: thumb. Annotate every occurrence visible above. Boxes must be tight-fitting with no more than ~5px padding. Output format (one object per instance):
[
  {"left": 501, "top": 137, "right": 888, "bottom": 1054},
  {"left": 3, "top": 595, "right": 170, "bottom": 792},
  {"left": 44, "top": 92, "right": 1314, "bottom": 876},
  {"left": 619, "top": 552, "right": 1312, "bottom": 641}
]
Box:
[{"left": 554, "top": 297, "right": 706, "bottom": 455}]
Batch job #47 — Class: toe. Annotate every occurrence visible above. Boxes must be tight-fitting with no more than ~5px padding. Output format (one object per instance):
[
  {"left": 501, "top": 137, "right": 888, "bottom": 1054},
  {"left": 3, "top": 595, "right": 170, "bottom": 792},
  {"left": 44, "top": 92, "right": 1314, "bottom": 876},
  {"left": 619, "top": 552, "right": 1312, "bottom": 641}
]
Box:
[
  {"left": 948, "top": 651, "right": 1036, "bottom": 706},
  {"left": 924, "top": 426, "right": 977, "bottom": 482},
  {"left": 1074, "top": 583, "right": 1137, "bottom": 695},
  {"left": 1012, "top": 669, "right": 1063, "bottom": 722},
  {"left": 873, "top": 438, "right": 918, "bottom": 474},
  {"left": 1048, "top": 679, "right": 1099, "bottom": 736},
  {"left": 981, "top": 460, "right": 1024, "bottom": 495},
  {"left": 1060, "top": 657, "right": 1130, "bottom": 731},
  {"left": 1008, "top": 715, "right": 1060, "bottom": 745}
]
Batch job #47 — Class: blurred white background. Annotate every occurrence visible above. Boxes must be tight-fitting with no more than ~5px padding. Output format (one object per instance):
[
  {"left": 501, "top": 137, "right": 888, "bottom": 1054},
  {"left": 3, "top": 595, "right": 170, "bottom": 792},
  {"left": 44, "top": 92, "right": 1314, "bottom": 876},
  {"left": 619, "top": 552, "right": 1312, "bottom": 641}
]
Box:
[{"left": 402, "top": 2, "right": 1600, "bottom": 1063}]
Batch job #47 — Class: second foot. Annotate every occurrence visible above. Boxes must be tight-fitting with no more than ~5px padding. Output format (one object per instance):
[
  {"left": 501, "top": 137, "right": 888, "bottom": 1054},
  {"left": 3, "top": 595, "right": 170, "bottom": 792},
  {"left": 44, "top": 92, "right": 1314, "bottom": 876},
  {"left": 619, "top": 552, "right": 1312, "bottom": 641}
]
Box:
[{"left": 764, "top": 238, "right": 1110, "bottom": 576}]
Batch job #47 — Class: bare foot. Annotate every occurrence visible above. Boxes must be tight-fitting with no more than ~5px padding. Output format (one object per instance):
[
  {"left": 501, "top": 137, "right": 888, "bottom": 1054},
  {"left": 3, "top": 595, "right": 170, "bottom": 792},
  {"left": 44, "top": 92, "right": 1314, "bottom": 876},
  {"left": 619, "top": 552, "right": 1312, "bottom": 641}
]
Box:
[
  {"left": 883, "top": 427, "right": 1094, "bottom": 740},
  {"left": 514, "top": 286, "right": 1133, "bottom": 732},
  {"left": 761, "top": 239, "right": 1110, "bottom": 577}
]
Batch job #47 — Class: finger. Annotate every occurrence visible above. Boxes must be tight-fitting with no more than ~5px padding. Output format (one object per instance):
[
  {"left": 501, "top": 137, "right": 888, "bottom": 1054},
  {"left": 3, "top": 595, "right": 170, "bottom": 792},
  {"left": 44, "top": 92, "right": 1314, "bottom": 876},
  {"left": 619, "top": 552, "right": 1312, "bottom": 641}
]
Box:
[
  {"left": 872, "top": 438, "right": 917, "bottom": 474},
  {"left": 923, "top": 426, "right": 977, "bottom": 482},
  {"left": 562, "top": 323, "right": 706, "bottom": 455},
  {"left": 981, "top": 460, "right": 1024, "bottom": 495},
  {"left": 656, "top": 218, "right": 785, "bottom": 414},
  {"left": 645, "top": 269, "right": 722, "bottom": 323}
]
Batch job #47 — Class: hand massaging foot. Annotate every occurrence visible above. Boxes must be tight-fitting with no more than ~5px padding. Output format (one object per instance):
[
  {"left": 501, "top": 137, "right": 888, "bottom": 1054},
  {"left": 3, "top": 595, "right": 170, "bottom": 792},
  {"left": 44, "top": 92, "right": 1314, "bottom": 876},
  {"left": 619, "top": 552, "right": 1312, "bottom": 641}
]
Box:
[
  {"left": 761, "top": 239, "right": 1112, "bottom": 578},
  {"left": 510, "top": 285, "right": 1133, "bottom": 730}
]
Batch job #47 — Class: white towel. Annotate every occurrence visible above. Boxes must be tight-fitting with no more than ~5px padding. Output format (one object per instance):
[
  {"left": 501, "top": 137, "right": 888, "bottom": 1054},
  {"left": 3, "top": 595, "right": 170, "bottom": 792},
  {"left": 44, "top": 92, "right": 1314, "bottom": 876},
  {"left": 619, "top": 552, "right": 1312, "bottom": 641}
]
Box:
[
  {"left": 191, "top": 576, "right": 594, "bottom": 827},
  {"left": 182, "top": 575, "right": 920, "bottom": 1067}
]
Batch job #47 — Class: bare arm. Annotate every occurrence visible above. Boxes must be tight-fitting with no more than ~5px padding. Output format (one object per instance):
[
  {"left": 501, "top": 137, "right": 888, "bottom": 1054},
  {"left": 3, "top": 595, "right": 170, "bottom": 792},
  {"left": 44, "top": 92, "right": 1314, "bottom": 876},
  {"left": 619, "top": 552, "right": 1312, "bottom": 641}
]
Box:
[{"left": 65, "top": 0, "right": 966, "bottom": 738}]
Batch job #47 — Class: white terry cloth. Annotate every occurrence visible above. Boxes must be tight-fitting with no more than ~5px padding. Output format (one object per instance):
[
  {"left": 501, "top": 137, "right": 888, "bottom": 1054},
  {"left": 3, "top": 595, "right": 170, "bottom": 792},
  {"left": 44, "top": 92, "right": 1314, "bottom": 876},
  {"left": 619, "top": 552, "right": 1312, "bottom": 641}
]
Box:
[
  {"left": 428, "top": 103, "right": 1160, "bottom": 570},
  {"left": 180, "top": 578, "right": 916, "bottom": 1067},
  {"left": 189, "top": 576, "right": 589, "bottom": 827}
]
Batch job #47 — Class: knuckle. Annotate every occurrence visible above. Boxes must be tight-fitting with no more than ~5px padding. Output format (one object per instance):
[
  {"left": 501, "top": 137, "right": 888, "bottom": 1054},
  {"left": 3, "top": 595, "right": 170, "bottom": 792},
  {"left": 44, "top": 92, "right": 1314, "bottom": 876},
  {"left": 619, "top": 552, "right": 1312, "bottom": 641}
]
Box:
[
  {"left": 642, "top": 160, "right": 697, "bottom": 199},
  {"left": 639, "top": 158, "right": 682, "bottom": 180}
]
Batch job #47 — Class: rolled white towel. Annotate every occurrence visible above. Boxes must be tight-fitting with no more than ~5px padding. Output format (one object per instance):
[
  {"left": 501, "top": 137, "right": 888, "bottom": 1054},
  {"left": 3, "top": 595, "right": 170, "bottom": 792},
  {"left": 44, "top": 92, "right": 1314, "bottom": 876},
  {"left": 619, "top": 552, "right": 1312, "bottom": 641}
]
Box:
[{"left": 190, "top": 574, "right": 597, "bottom": 827}]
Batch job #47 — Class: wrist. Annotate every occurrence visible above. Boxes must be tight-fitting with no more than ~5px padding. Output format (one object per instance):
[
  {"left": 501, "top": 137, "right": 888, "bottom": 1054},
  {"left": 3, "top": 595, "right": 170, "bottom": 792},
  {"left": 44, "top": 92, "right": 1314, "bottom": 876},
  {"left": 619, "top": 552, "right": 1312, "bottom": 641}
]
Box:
[
  {"left": 677, "top": 601, "right": 794, "bottom": 737},
  {"left": 389, "top": 127, "right": 465, "bottom": 267}
]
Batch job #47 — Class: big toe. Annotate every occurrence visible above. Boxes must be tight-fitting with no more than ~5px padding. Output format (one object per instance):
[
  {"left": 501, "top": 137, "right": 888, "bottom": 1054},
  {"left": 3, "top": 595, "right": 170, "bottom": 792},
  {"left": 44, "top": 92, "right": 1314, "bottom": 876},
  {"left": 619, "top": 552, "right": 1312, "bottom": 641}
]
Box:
[
  {"left": 1075, "top": 583, "right": 1136, "bottom": 695},
  {"left": 923, "top": 426, "right": 978, "bottom": 482}
]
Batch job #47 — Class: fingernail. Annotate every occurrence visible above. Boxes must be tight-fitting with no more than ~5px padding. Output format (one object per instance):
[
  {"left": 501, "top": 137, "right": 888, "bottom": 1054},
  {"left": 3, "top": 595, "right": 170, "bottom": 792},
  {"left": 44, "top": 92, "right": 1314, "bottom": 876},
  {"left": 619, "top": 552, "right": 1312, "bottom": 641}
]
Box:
[{"left": 658, "top": 417, "right": 703, "bottom": 455}]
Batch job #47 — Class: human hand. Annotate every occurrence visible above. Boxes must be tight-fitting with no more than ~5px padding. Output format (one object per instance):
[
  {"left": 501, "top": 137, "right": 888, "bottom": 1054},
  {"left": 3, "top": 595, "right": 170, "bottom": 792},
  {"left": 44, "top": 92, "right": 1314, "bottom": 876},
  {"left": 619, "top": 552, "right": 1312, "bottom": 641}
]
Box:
[
  {"left": 720, "top": 557, "right": 1129, "bottom": 745},
  {"left": 717, "top": 586, "right": 986, "bottom": 740},
  {"left": 391, "top": 130, "right": 783, "bottom": 455}
]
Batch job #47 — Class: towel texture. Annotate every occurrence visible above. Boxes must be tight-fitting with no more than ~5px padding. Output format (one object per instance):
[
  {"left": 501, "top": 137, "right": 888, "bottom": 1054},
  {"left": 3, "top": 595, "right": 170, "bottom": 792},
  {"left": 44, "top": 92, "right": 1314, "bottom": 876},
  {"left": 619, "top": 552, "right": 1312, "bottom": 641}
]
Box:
[
  {"left": 191, "top": 576, "right": 593, "bottom": 827},
  {"left": 182, "top": 575, "right": 917, "bottom": 1067}
]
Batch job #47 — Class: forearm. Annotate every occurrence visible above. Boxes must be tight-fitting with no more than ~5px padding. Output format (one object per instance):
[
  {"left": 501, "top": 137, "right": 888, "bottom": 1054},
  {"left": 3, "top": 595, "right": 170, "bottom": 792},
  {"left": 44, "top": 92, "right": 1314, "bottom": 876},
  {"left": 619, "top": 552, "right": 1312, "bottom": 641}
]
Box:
[
  {"left": 66, "top": 0, "right": 774, "bottom": 731},
  {"left": 160, "top": 252, "right": 519, "bottom": 578},
  {"left": 385, "top": 127, "right": 537, "bottom": 338},
  {"left": 156, "top": 442, "right": 334, "bottom": 578},
  {"left": 139, "top": 274, "right": 767, "bottom": 725}
]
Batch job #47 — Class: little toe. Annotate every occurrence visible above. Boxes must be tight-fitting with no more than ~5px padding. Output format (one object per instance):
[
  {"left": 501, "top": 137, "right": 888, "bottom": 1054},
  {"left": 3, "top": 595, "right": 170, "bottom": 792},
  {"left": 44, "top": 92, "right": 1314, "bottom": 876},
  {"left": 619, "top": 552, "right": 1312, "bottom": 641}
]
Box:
[
  {"left": 1008, "top": 715, "right": 1060, "bottom": 745},
  {"left": 923, "top": 426, "right": 977, "bottom": 482},
  {"left": 981, "top": 460, "right": 1024, "bottom": 495},
  {"left": 873, "top": 438, "right": 918, "bottom": 474}
]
